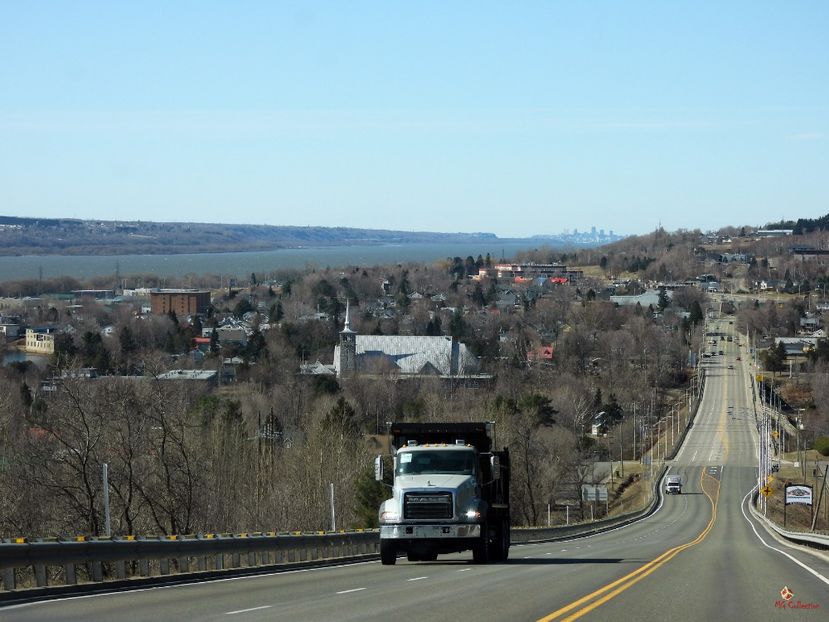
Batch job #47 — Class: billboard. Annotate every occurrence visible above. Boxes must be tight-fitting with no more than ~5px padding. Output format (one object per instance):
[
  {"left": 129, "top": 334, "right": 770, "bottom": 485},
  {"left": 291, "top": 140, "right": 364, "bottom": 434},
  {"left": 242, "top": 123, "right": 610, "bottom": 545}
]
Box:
[{"left": 784, "top": 484, "right": 813, "bottom": 505}]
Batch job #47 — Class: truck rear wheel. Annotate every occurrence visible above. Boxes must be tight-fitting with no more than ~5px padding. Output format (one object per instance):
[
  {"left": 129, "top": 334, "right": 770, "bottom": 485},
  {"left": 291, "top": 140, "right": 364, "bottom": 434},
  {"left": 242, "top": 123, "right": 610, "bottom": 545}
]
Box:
[
  {"left": 499, "top": 520, "right": 510, "bottom": 561},
  {"left": 489, "top": 520, "right": 510, "bottom": 562},
  {"left": 380, "top": 540, "right": 397, "bottom": 565}
]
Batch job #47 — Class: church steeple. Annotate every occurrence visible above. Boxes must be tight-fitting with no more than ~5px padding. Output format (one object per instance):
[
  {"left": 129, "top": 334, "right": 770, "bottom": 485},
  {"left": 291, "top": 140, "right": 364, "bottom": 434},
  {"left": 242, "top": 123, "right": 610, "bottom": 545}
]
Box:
[
  {"left": 338, "top": 299, "right": 356, "bottom": 376},
  {"left": 342, "top": 298, "right": 355, "bottom": 334}
]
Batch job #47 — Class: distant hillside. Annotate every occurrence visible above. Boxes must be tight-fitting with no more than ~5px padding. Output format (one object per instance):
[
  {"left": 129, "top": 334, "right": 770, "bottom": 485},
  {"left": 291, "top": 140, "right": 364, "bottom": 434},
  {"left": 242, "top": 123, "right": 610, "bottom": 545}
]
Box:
[{"left": 0, "top": 216, "right": 498, "bottom": 256}]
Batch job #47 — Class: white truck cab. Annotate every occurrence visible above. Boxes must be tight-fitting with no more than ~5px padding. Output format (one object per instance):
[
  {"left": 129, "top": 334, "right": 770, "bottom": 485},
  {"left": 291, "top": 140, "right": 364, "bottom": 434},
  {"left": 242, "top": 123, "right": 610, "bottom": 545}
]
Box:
[{"left": 665, "top": 475, "right": 682, "bottom": 495}]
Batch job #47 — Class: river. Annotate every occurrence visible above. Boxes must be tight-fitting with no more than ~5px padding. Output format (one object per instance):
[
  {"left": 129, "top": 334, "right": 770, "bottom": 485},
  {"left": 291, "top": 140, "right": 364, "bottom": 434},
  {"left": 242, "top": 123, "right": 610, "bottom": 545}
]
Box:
[{"left": 0, "top": 241, "right": 560, "bottom": 283}]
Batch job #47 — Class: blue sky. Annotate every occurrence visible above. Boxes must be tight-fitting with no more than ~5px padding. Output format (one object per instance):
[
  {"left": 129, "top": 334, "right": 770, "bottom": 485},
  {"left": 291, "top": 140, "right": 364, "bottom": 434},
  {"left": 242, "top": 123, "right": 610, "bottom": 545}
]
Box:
[{"left": 1, "top": 1, "right": 827, "bottom": 238}]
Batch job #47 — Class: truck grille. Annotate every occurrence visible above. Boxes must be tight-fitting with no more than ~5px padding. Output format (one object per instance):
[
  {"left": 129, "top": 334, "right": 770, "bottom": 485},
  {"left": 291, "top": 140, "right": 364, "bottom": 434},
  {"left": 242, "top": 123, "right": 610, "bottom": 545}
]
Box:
[{"left": 404, "top": 492, "right": 453, "bottom": 519}]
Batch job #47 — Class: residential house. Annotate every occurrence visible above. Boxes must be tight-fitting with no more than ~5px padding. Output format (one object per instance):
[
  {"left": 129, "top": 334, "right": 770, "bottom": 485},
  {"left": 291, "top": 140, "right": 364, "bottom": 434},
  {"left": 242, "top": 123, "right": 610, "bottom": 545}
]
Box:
[{"left": 25, "top": 328, "right": 55, "bottom": 354}]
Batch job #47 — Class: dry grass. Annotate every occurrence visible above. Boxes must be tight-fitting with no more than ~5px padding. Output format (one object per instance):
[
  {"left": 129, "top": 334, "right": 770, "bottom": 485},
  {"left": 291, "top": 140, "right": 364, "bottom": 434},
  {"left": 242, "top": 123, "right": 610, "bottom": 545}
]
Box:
[{"left": 608, "top": 462, "right": 653, "bottom": 517}]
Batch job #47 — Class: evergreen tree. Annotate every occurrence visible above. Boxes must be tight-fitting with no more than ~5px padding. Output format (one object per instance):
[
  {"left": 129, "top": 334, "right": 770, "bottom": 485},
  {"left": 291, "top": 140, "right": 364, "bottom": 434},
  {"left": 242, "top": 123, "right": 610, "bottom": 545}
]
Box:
[
  {"left": 119, "top": 325, "right": 137, "bottom": 354},
  {"left": 657, "top": 287, "right": 670, "bottom": 312},
  {"left": 471, "top": 282, "right": 486, "bottom": 307},
  {"left": 20, "top": 381, "right": 33, "bottom": 408},
  {"left": 689, "top": 301, "right": 704, "bottom": 326}
]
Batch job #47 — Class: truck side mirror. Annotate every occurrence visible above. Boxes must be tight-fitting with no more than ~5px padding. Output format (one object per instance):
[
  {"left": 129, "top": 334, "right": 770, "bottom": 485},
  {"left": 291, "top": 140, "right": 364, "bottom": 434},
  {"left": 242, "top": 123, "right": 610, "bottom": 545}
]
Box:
[
  {"left": 374, "top": 455, "right": 384, "bottom": 482},
  {"left": 490, "top": 455, "right": 500, "bottom": 480}
]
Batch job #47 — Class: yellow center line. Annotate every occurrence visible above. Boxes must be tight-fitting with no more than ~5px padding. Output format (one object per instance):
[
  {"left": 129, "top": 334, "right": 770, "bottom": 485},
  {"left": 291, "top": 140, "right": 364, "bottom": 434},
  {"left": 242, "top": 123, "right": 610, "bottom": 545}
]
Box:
[{"left": 537, "top": 372, "right": 731, "bottom": 622}]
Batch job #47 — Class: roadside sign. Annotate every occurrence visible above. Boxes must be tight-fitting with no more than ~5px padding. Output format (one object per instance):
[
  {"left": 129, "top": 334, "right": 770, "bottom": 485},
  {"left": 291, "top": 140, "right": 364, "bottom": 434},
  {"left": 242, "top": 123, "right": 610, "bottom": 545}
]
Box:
[
  {"left": 784, "top": 484, "right": 812, "bottom": 505},
  {"left": 581, "top": 485, "right": 608, "bottom": 502},
  {"left": 760, "top": 485, "right": 773, "bottom": 497}
]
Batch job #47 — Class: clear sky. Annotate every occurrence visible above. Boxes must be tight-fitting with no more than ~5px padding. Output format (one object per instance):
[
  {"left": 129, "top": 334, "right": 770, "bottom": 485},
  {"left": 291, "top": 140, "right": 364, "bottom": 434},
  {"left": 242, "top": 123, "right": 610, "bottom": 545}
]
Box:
[{"left": 1, "top": 1, "right": 827, "bottom": 238}]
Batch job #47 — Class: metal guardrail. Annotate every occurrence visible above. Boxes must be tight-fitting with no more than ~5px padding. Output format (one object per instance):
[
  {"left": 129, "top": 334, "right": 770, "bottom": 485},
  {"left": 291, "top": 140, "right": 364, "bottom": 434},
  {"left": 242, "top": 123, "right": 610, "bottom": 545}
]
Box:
[
  {"left": 513, "top": 466, "right": 667, "bottom": 545},
  {"left": 749, "top": 494, "right": 829, "bottom": 549},
  {"left": 0, "top": 530, "right": 378, "bottom": 603}
]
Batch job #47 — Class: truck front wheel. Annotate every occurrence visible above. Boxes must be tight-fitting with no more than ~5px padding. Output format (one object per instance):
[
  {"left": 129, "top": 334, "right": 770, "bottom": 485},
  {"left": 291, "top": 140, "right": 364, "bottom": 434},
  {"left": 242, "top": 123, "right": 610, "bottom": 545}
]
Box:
[
  {"left": 472, "top": 523, "right": 490, "bottom": 564},
  {"left": 380, "top": 540, "right": 397, "bottom": 565}
]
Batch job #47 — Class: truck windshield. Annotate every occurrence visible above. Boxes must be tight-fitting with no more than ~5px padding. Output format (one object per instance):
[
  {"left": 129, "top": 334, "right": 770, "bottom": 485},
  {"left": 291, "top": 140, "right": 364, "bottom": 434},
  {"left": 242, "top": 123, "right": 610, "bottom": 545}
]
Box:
[{"left": 396, "top": 450, "right": 476, "bottom": 476}]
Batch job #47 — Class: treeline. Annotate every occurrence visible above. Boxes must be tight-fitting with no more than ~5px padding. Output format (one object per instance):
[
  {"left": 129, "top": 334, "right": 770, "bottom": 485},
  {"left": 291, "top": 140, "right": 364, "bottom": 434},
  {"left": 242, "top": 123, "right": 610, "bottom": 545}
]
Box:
[{"left": 0, "top": 216, "right": 500, "bottom": 257}]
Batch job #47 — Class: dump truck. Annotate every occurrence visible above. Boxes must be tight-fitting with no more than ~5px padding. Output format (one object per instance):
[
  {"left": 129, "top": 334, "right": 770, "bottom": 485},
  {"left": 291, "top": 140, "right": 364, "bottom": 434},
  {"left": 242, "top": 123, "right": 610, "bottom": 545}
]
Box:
[
  {"left": 376, "top": 421, "right": 510, "bottom": 565},
  {"left": 665, "top": 475, "right": 682, "bottom": 495}
]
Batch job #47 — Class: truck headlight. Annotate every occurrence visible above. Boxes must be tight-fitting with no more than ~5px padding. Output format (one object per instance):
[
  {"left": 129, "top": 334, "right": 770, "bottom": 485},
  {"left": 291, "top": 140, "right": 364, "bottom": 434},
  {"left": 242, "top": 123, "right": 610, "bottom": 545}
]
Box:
[
  {"left": 465, "top": 509, "right": 481, "bottom": 520},
  {"left": 380, "top": 510, "right": 400, "bottom": 523}
]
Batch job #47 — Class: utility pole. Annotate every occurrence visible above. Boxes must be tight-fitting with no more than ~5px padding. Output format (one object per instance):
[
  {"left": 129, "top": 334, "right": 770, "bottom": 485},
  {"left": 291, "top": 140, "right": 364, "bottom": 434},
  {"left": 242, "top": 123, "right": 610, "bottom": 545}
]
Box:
[
  {"left": 329, "top": 482, "right": 336, "bottom": 532},
  {"left": 102, "top": 463, "right": 111, "bottom": 537}
]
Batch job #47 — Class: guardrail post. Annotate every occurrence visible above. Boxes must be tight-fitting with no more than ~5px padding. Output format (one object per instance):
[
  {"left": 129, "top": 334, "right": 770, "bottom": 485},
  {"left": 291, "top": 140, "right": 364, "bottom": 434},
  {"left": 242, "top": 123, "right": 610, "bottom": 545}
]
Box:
[
  {"left": 115, "top": 560, "right": 126, "bottom": 580},
  {"left": 139, "top": 560, "right": 149, "bottom": 577},
  {"left": 215, "top": 553, "right": 224, "bottom": 570},
  {"left": 231, "top": 553, "right": 241, "bottom": 568},
  {"left": 159, "top": 559, "right": 170, "bottom": 575},
  {"left": 197, "top": 556, "right": 207, "bottom": 571},
  {"left": 34, "top": 564, "right": 48, "bottom": 587},
  {"left": 2, "top": 567, "right": 15, "bottom": 591},
  {"left": 178, "top": 558, "right": 190, "bottom": 573},
  {"left": 64, "top": 563, "right": 77, "bottom": 585},
  {"left": 91, "top": 561, "right": 103, "bottom": 583},
  {"left": 247, "top": 551, "right": 256, "bottom": 566}
]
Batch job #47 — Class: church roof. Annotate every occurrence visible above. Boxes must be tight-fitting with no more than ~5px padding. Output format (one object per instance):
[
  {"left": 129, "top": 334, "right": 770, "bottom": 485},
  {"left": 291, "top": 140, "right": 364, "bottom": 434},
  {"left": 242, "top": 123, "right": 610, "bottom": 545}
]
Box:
[{"left": 334, "top": 335, "right": 478, "bottom": 376}]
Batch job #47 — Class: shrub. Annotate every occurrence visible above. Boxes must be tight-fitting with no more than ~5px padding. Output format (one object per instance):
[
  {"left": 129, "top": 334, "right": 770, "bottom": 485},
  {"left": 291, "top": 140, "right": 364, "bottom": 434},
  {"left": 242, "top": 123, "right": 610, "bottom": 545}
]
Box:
[{"left": 814, "top": 436, "right": 829, "bottom": 457}]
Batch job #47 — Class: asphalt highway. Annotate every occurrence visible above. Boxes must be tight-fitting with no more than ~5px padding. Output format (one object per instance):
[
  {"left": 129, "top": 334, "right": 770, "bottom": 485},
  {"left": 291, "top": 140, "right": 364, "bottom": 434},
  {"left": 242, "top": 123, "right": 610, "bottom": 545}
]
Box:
[{"left": 4, "top": 320, "right": 828, "bottom": 621}]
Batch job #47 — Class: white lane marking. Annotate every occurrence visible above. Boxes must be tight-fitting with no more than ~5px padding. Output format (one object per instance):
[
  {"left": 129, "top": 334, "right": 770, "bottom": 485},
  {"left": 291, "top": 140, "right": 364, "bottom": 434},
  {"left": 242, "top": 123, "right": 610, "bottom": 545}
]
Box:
[
  {"left": 523, "top": 555, "right": 533, "bottom": 559},
  {"left": 226, "top": 605, "right": 272, "bottom": 615},
  {"left": 336, "top": 588, "right": 366, "bottom": 595},
  {"left": 457, "top": 568, "right": 471, "bottom": 572},
  {"left": 740, "top": 489, "right": 829, "bottom": 587},
  {"left": 560, "top": 549, "right": 567, "bottom": 552},
  {"left": 692, "top": 450, "right": 699, "bottom": 463},
  {"left": 408, "top": 576, "right": 428, "bottom": 582}
]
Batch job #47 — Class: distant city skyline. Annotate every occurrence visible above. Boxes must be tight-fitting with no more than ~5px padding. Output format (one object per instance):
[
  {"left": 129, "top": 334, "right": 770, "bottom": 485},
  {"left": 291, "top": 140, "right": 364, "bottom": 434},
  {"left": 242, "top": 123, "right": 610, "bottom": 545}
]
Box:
[{"left": 1, "top": 2, "right": 827, "bottom": 238}]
